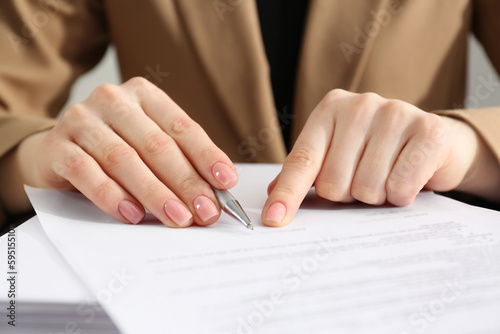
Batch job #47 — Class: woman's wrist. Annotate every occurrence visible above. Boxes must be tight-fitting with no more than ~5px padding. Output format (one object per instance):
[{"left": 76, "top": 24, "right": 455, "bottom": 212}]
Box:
[
  {"left": 451, "top": 118, "right": 500, "bottom": 202},
  {"left": 0, "top": 131, "right": 48, "bottom": 214},
  {"left": 0, "top": 147, "right": 32, "bottom": 214}
]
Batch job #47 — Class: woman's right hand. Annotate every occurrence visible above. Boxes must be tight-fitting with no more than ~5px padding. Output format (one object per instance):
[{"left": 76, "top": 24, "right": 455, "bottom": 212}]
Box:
[{"left": 18, "top": 77, "right": 238, "bottom": 227}]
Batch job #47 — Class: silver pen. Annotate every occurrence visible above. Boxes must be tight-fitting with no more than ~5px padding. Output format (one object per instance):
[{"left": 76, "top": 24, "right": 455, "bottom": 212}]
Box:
[{"left": 211, "top": 186, "right": 254, "bottom": 230}]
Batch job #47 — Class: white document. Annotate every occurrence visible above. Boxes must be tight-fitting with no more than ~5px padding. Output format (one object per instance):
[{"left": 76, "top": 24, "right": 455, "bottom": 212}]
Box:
[
  {"left": 26, "top": 164, "right": 500, "bottom": 334},
  {"left": 0, "top": 216, "right": 91, "bottom": 304},
  {"left": 0, "top": 216, "right": 118, "bottom": 334},
  {"left": 0, "top": 217, "right": 119, "bottom": 334}
]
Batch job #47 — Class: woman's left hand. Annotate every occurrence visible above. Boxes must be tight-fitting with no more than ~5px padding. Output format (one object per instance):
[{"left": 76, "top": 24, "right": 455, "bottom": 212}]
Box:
[{"left": 262, "top": 89, "right": 481, "bottom": 226}]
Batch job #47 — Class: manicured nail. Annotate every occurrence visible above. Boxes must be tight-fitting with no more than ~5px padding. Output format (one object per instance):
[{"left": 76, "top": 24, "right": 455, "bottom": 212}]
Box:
[
  {"left": 194, "top": 196, "right": 219, "bottom": 223},
  {"left": 118, "top": 200, "right": 144, "bottom": 224},
  {"left": 265, "top": 202, "right": 286, "bottom": 224},
  {"left": 212, "top": 162, "right": 237, "bottom": 186},
  {"left": 164, "top": 200, "right": 193, "bottom": 227}
]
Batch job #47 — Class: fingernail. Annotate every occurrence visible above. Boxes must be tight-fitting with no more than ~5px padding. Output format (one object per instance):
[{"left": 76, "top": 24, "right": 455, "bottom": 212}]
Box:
[
  {"left": 265, "top": 202, "right": 287, "bottom": 225},
  {"left": 212, "top": 162, "right": 237, "bottom": 186},
  {"left": 118, "top": 200, "right": 144, "bottom": 224},
  {"left": 164, "top": 200, "right": 193, "bottom": 227},
  {"left": 194, "top": 195, "right": 219, "bottom": 223}
]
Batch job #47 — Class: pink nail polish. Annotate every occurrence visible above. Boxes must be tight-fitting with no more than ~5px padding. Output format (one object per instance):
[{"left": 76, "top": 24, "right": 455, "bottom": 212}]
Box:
[
  {"left": 194, "top": 196, "right": 219, "bottom": 223},
  {"left": 265, "top": 202, "right": 286, "bottom": 224},
  {"left": 118, "top": 200, "right": 144, "bottom": 224},
  {"left": 164, "top": 200, "right": 193, "bottom": 227},
  {"left": 212, "top": 162, "right": 237, "bottom": 186}
]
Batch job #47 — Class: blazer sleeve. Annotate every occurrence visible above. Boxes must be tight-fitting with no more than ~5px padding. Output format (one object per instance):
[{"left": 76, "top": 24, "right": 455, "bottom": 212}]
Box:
[
  {"left": 0, "top": 0, "right": 110, "bottom": 225},
  {"left": 434, "top": 0, "right": 500, "bottom": 164}
]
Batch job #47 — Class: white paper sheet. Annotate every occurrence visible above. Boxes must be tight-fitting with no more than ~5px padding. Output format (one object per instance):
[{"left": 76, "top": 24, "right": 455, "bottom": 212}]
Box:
[
  {"left": 0, "top": 216, "right": 91, "bottom": 304},
  {"left": 0, "top": 217, "right": 119, "bottom": 334},
  {"left": 26, "top": 164, "right": 500, "bottom": 334}
]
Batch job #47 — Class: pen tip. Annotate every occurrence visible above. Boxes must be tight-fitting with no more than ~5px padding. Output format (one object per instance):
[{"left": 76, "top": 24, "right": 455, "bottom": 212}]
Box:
[{"left": 247, "top": 223, "right": 254, "bottom": 230}]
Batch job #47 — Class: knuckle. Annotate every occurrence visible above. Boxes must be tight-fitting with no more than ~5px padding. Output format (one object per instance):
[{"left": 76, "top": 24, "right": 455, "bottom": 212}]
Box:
[
  {"left": 143, "top": 133, "right": 175, "bottom": 157},
  {"left": 125, "top": 77, "right": 159, "bottom": 100},
  {"left": 42, "top": 128, "right": 59, "bottom": 147},
  {"left": 273, "top": 181, "right": 301, "bottom": 199},
  {"left": 285, "top": 147, "right": 316, "bottom": 168},
  {"left": 378, "top": 100, "right": 406, "bottom": 129},
  {"left": 196, "top": 147, "right": 220, "bottom": 167},
  {"left": 138, "top": 181, "right": 165, "bottom": 204},
  {"left": 351, "top": 92, "right": 380, "bottom": 116},
  {"left": 423, "top": 113, "right": 444, "bottom": 134},
  {"left": 335, "top": 93, "right": 379, "bottom": 126},
  {"left": 358, "top": 92, "right": 381, "bottom": 105},
  {"left": 351, "top": 183, "right": 385, "bottom": 205},
  {"left": 62, "top": 103, "right": 88, "bottom": 124},
  {"left": 79, "top": 127, "right": 107, "bottom": 153},
  {"left": 317, "top": 89, "right": 345, "bottom": 112},
  {"left": 415, "top": 116, "right": 431, "bottom": 133},
  {"left": 169, "top": 117, "right": 198, "bottom": 137},
  {"left": 102, "top": 143, "right": 137, "bottom": 167},
  {"left": 415, "top": 111, "right": 437, "bottom": 129},
  {"left": 386, "top": 176, "right": 417, "bottom": 206},
  {"left": 415, "top": 114, "right": 446, "bottom": 149},
  {"left": 127, "top": 76, "right": 152, "bottom": 89},
  {"left": 380, "top": 99, "right": 403, "bottom": 115},
  {"left": 315, "top": 180, "right": 349, "bottom": 202},
  {"left": 356, "top": 92, "right": 381, "bottom": 110},
  {"left": 177, "top": 174, "right": 202, "bottom": 197},
  {"left": 109, "top": 100, "right": 134, "bottom": 118},
  {"left": 324, "top": 89, "right": 344, "bottom": 104},
  {"left": 92, "top": 179, "right": 116, "bottom": 207},
  {"left": 45, "top": 161, "right": 67, "bottom": 185},
  {"left": 92, "top": 83, "right": 121, "bottom": 102},
  {"left": 64, "top": 153, "right": 91, "bottom": 178},
  {"left": 425, "top": 114, "right": 446, "bottom": 148}
]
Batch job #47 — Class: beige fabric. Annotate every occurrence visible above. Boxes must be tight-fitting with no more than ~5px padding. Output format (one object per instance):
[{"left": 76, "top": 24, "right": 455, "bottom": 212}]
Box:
[{"left": 1, "top": 0, "right": 499, "bottom": 225}]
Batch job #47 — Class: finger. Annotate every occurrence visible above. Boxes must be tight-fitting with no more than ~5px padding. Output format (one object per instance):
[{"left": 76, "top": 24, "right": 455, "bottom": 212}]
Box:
[
  {"left": 350, "top": 106, "right": 409, "bottom": 205},
  {"left": 123, "top": 78, "right": 238, "bottom": 189},
  {"left": 386, "top": 126, "right": 443, "bottom": 206},
  {"left": 92, "top": 89, "right": 220, "bottom": 226},
  {"left": 262, "top": 99, "right": 335, "bottom": 227},
  {"left": 267, "top": 173, "right": 280, "bottom": 195},
  {"left": 50, "top": 140, "right": 145, "bottom": 225},
  {"left": 64, "top": 104, "right": 193, "bottom": 228},
  {"left": 350, "top": 135, "right": 405, "bottom": 205},
  {"left": 315, "top": 93, "right": 382, "bottom": 203},
  {"left": 314, "top": 120, "right": 367, "bottom": 204}
]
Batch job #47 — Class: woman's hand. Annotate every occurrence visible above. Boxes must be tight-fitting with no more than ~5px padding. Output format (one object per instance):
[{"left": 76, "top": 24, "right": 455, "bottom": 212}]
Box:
[
  {"left": 263, "top": 89, "right": 486, "bottom": 226},
  {"left": 16, "top": 77, "right": 238, "bottom": 227}
]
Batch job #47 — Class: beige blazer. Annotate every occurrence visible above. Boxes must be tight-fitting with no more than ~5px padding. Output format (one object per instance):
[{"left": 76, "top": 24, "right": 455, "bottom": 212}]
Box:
[{"left": 1, "top": 0, "right": 499, "bottom": 224}]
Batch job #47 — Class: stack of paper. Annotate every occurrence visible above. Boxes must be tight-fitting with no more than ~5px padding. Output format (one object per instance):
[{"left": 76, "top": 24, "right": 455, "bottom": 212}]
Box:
[
  {"left": 0, "top": 216, "right": 119, "bottom": 333},
  {"left": 2, "top": 164, "right": 500, "bottom": 333}
]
